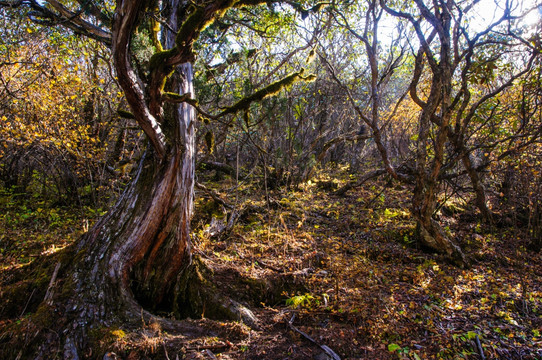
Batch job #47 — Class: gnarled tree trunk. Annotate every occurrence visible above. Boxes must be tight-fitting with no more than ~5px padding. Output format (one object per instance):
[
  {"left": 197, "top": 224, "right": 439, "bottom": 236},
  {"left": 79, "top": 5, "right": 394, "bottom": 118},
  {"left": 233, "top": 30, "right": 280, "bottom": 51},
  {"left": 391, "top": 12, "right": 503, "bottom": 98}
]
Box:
[
  {"left": 31, "top": 60, "right": 198, "bottom": 357},
  {"left": 29, "top": 1, "right": 202, "bottom": 356}
]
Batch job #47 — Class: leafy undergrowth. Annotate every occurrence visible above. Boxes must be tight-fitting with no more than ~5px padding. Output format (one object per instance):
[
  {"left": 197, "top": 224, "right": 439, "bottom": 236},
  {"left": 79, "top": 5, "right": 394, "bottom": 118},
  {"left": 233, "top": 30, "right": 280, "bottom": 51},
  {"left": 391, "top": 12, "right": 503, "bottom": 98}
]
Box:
[
  {"left": 1, "top": 169, "right": 541, "bottom": 359},
  {"left": 0, "top": 188, "right": 103, "bottom": 280}
]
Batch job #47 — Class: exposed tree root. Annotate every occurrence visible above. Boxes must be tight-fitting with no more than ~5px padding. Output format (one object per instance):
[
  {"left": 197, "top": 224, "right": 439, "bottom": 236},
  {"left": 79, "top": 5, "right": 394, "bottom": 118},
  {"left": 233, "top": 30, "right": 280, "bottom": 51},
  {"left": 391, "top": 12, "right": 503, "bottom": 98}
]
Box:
[{"left": 417, "top": 219, "right": 469, "bottom": 268}]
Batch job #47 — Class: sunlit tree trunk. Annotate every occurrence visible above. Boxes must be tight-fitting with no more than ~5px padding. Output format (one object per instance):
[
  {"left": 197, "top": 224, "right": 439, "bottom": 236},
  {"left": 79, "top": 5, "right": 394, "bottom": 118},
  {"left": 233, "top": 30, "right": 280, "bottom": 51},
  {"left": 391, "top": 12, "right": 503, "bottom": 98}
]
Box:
[
  {"left": 44, "top": 33, "right": 197, "bottom": 360},
  {"left": 19, "top": 1, "right": 204, "bottom": 356},
  {"left": 410, "top": 78, "right": 467, "bottom": 266}
]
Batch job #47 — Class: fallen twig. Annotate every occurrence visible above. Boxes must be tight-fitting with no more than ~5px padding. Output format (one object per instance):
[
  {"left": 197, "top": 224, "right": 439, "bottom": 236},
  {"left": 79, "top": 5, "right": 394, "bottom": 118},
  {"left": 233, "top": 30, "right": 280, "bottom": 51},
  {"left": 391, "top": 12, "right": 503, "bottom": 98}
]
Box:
[
  {"left": 20, "top": 288, "right": 36, "bottom": 318},
  {"left": 44, "top": 262, "right": 61, "bottom": 305},
  {"left": 184, "top": 342, "right": 231, "bottom": 352},
  {"left": 204, "top": 349, "right": 217, "bottom": 359},
  {"left": 196, "top": 182, "right": 233, "bottom": 210},
  {"left": 254, "top": 258, "right": 284, "bottom": 273},
  {"left": 287, "top": 314, "right": 341, "bottom": 360},
  {"left": 163, "top": 341, "right": 171, "bottom": 360},
  {"left": 475, "top": 334, "right": 485, "bottom": 360},
  {"left": 334, "top": 169, "right": 386, "bottom": 196}
]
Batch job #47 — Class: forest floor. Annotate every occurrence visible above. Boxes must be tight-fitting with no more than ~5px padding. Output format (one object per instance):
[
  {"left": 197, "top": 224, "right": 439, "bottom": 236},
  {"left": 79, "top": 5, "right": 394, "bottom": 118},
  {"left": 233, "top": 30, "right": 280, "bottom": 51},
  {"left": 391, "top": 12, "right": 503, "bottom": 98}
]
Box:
[{"left": 1, "top": 167, "right": 541, "bottom": 359}]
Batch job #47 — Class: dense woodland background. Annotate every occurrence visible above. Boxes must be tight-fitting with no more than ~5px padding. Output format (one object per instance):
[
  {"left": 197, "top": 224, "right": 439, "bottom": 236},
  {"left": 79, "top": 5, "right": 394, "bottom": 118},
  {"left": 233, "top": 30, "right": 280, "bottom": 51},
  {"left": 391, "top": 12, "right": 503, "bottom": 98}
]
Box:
[{"left": 0, "top": 0, "right": 541, "bottom": 359}]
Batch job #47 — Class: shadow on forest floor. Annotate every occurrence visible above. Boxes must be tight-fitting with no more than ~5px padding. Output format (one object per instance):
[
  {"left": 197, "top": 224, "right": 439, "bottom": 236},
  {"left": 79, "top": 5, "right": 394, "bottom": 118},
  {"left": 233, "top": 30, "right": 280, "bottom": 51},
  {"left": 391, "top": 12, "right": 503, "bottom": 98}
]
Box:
[{"left": 1, "top": 169, "right": 541, "bottom": 359}]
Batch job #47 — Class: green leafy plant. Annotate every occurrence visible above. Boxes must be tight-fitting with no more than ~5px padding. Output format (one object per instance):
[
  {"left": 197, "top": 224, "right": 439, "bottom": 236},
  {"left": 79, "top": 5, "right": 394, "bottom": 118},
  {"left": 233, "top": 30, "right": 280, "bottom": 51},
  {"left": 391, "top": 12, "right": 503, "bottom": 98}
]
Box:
[
  {"left": 285, "top": 293, "right": 315, "bottom": 309},
  {"left": 388, "top": 343, "right": 420, "bottom": 359}
]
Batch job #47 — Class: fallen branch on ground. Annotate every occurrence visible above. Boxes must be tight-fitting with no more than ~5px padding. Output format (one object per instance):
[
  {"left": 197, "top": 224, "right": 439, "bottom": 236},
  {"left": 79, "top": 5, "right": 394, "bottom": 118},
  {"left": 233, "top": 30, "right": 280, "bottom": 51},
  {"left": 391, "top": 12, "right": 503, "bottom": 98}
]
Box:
[
  {"left": 287, "top": 313, "right": 341, "bottom": 360},
  {"left": 196, "top": 182, "right": 233, "bottom": 210}
]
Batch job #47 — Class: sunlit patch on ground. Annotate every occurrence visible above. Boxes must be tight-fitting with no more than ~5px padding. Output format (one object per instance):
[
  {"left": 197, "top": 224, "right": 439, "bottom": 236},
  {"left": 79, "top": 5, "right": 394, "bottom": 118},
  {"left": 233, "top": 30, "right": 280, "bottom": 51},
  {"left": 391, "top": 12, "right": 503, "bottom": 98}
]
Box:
[{"left": 1, "top": 168, "right": 541, "bottom": 359}]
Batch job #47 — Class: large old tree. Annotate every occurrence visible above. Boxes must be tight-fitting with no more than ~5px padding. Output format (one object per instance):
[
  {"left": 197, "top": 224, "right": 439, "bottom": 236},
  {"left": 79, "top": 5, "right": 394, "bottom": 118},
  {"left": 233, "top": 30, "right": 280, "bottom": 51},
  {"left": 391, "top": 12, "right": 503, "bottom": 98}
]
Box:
[{"left": 0, "top": 0, "right": 316, "bottom": 357}]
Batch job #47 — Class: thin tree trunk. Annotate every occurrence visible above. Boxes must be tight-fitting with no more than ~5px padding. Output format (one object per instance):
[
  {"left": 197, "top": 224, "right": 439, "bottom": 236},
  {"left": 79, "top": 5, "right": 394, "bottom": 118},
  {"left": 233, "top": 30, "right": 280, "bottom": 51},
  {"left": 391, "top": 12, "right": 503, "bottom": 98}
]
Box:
[{"left": 461, "top": 152, "right": 493, "bottom": 222}]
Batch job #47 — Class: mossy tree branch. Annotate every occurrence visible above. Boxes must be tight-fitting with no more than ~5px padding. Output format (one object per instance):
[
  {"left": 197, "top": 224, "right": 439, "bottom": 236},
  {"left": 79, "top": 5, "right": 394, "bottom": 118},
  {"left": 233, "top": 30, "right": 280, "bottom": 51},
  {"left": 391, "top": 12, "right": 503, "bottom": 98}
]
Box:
[
  {"left": 117, "top": 0, "right": 318, "bottom": 156},
  {"left": 162, "top": 69, "right": 316, "bottom": 121},
  {"left": 218, "top": 69, "right": 316, "bottom": 117},
  {"left": 162, "top": 92, "right": 192, "bottom": 103},
  {"left": 147, "top": 0, "right": 285, "bottom": 125},
  {"left": 113, "top": 0, "right": 167, "bottom": 158}
]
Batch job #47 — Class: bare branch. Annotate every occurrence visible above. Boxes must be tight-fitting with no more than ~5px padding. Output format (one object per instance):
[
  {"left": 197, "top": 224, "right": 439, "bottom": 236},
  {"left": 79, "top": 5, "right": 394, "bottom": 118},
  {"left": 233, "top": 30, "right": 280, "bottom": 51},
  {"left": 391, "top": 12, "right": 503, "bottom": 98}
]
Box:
[{"left": 36, "top": 0, "right": 111, "bottom": 44}]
